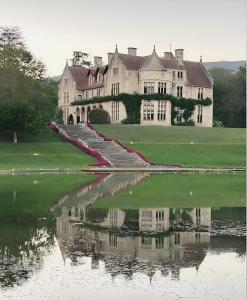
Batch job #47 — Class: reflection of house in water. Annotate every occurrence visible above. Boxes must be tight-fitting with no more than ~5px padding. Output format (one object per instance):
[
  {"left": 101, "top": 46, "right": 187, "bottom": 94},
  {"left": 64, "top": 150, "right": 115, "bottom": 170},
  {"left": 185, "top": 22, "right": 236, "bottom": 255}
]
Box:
[
  {"left": 55, "top": 172, "right": 214, "bottom": 280},
  {"left": 56, "top": 206, "right": 211, "bottom": 280},
  {"left": 139, "top": 208, "right": 211, "bottom": 232}
]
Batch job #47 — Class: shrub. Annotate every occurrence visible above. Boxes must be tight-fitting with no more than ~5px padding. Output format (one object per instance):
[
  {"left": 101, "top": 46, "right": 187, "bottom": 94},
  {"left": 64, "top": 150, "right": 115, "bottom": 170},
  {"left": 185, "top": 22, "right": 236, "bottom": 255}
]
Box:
[
  {"left": 213, "top": 120, "right": 224, "bottom": 127},
  {"left": 89, "top": 108, "right": 110, "bottom": 124},
  {"left": 174, "top": 120, "right": 195, "bottom": 126}
]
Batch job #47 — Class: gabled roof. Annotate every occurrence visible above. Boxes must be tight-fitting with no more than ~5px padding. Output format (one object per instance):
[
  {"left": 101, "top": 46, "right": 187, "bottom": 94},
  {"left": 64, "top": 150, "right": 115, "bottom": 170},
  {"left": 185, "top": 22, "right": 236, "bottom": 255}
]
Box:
[
  {"left": 68, "top": 66, "right": 88, "bottom": 91},
  {"left": 118, "top": 53, "right": 147, "bottom": 70},
  {"left": 69, "top": 66, "right": 106, "bottom": 91},
  {"left": 117, "top": 53, "right": 212, "bottom": 87},
  {"left": 183, "top": 61, "right": 212, "bottom": 88}
]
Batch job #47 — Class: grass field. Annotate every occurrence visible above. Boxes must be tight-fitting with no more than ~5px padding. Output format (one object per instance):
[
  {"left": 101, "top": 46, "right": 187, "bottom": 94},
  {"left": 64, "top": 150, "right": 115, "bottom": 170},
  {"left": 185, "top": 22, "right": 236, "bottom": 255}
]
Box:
[
  {"left": 93, "top": 173, "right": 246, "bottom": 208},
  {"left": 95, "top": 125, "right": 246, "bottom": 167},
  {"left": 0, "top": 128, "right": 96, "bottom": 169},
  {"left": 0, "top": 173, "right": 95, "bottom": 216}
]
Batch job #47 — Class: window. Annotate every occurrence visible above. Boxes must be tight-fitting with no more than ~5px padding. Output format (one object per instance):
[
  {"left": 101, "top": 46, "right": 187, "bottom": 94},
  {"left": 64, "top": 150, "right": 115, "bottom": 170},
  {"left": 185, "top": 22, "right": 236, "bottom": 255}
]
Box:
[
  {"left": 196, "top": 208, "right": 201, "bottom": 225},
  {"left": 141, "top": 237, "right": 152, "bottom": 249},
  {"left": 98, "top": 73, "right": 103, "bottom": 82},
  {"left": 64, "top": 78, "right": 68, "bottom": 86},
  {"left": 63, "top": 92, "right": 69, "bottom": 104},
  {"left": 177, "top": 86, "right": 183, "bottom": 98},
  {"left": 195, "top": 233, "right": 201, "bottom": 243},
  {"left": 109, "top": 233, "right": 118, "bottom": 247},
  {"left": 177, "top": 71, "right": 183, "bottom": 79},
  {"left": 89, "top": 75, "right": 94, "bottom": 84},
  {"left": 78, "top": 95, "right": 82, "bottom": 99},
  {"left": 158, "top": 82, "right": 167, "bottom": 94},
  {"left": 111, "top": 83, "right": 120, "bottom": 95},
  {"left": 176, "top": 108, "right": 183, "bottom": 123},
  {"left": 156, "top": 210, "right": 164, "bottom": 221},
  {"left": 174, "top": 233, "right": 180, "bottom": 245},
  {"left": 97, "top": 89, "right": 101, "bottom": 97},
  {"left": 157, "top": 101, "right": 166, "bottom": 121},
  {"left": 172, "top": 71, "right": 176, "bottom": 79},
  {"left": 144, "top": 82, "right": 154, "bottom": 94},
  {"left": 112, "top": 67, "right": 119, "bottom": 75},
  {"left": 198, "top": 88, "right": 204, "bottom": 99},
  {"left": 112, "top": 101, "right": 119, "bottom": 121},
  {"left": 197, "top": 105, "right": 203, "bottom": 123},
  {"left": 85, "top": 91, "right": 88, "bottom": 99},
  {"left": 143, "top": 101, "right": 154, "bottom": 121},
  {"left": 109, "top": 210, "right": 118, "bottom": 227},
  {"left": 142, "top": 210, "right": 152, "bottom": 220},
  {"left": 155, "top": 237, "right": 164, "bottom": 249}
]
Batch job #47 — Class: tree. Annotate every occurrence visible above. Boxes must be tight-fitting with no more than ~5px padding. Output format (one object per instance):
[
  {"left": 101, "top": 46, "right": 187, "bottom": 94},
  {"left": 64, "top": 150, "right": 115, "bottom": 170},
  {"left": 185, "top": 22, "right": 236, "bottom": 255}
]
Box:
[
  {"left": 0, "top": 26, "right": 57, "bottom": 142},
  {"left": 71, "top": 51, "right": 92, "bottom": 67},
  {"left": 209, "top": 67, "right": 246, "bottom": 128},
  {"left": 0, "top": 26, "right": 24, "bottom": 48}
]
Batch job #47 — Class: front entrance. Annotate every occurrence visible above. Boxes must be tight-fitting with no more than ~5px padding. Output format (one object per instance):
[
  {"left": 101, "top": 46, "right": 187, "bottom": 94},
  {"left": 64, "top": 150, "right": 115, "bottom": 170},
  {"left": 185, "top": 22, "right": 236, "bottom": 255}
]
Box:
[{"left": 68, "top": 114, "right": 74, "bottom": 124}]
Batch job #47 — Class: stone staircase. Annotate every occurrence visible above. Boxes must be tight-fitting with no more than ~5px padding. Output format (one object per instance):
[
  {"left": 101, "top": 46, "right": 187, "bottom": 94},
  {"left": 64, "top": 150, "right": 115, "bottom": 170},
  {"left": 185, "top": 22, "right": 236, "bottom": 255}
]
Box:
[{"left": 57, "top": 124, "right": 149, "bottom": 167}]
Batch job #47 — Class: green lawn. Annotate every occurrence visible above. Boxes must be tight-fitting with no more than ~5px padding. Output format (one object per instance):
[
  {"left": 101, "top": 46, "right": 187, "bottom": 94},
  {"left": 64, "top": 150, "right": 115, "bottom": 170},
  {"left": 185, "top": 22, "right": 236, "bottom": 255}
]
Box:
[
  {"left": 95, "top": 125, "right": 246, "bottom": 168},
  {"left": 0, "top": 173, "right": 95, "bottom": 216},
  {"left": 93, "top": 173, "right": 246, "bottom": 208},
  {"left": 0, "top": 128, "right": 96, "bottom": 169}
]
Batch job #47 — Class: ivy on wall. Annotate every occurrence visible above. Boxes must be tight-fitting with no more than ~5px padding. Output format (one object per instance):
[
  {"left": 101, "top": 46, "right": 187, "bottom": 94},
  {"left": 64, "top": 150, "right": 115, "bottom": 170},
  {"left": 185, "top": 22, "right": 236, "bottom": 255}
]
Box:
[{"left": 73, "top": 93, "right": 212, "bottom": 124}]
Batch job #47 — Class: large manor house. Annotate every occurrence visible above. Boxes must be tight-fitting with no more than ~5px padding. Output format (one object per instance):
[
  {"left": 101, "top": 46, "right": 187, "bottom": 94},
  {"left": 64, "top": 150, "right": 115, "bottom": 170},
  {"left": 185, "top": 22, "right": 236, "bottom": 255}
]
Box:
[{"left": 58, "top": 46, "right": 213, "bottom": 127}]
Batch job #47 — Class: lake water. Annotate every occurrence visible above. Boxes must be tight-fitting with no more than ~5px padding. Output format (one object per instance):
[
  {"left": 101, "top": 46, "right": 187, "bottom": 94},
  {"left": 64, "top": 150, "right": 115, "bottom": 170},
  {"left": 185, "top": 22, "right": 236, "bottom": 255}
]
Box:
[{"left": 0, "top": 172, "right": 246, "bottom": 300}]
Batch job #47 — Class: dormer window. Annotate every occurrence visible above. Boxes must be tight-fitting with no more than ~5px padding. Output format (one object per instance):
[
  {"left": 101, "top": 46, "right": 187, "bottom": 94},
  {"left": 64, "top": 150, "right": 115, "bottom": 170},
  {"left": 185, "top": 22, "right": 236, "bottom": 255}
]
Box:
[
  {"left": 89, "top": 75, "right": 94, "bottom": 84},
  {"left": 98, "top": 73, "right": 103, "bottom": 82}
]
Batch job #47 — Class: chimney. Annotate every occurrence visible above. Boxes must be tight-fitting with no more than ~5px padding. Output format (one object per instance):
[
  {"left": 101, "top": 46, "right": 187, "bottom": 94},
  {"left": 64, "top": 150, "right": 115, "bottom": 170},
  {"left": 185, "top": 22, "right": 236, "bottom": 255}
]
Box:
[
  {"left": 128, "top": 47, "right": 137, "bottom": 56},
  {"left": 164, "top": 52, "right": 174, "bottom": 60},
  {"left": 94, "top": 56, "right": 103, "bottom": 67},
  {"left": 108, "top": 52, "right": 114, "bottom": 64},
  {"left": 175, "top": 49, "right": 184, "bottom": 65}
]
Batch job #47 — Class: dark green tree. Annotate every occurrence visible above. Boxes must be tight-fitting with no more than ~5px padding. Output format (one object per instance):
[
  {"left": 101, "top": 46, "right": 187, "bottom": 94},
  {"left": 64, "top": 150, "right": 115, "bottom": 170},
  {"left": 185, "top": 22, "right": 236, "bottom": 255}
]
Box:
[
  {"left": 209, "top": 67, "right": 246, "bottom": 128},
  {"left": 0, "top": 26, "right": 57, "bottom": 142},
  {"left": 71, "top": 51, "right": 92, "bottom": 67}
]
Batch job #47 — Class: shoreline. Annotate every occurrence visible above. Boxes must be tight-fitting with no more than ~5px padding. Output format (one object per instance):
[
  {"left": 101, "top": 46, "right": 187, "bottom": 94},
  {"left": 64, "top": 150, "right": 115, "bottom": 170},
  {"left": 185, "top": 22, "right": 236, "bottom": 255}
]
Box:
[{"left": 0, "top": 166, "right": 245, "bottom": 175}]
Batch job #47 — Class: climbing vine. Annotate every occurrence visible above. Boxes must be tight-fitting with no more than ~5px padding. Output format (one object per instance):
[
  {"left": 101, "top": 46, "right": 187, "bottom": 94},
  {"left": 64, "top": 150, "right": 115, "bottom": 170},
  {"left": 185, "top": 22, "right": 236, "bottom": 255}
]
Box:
[{"left": 73, "top": 93, "right": 212, "bottom": 124}]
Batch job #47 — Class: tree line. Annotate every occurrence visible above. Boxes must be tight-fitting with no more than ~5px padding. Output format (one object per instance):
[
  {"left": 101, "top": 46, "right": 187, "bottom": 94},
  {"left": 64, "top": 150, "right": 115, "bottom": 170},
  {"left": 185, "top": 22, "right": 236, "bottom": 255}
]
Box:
[{"left": 209, "top": 66, "right": 246, "bottom": 128}]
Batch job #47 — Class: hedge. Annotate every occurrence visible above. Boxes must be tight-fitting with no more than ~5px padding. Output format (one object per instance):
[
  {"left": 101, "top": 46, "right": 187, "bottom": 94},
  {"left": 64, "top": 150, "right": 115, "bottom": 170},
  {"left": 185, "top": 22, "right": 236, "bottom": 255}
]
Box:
[{"left": 73, "top": 93, "right": 212, "bottom": 125}]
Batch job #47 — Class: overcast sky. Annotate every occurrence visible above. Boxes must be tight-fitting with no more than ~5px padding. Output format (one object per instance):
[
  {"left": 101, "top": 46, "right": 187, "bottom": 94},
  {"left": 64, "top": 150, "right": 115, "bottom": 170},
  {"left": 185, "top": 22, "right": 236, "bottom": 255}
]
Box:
[{"left": 0, "top": 0, "right": 246, "bottom": 76}]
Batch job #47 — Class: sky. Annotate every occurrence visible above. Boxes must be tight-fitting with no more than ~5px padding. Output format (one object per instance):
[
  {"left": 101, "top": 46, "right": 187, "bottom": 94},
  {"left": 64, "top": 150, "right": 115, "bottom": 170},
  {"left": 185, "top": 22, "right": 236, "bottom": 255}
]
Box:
[{"left": 0, "top": 0, "right": 246, "bottom": 76}]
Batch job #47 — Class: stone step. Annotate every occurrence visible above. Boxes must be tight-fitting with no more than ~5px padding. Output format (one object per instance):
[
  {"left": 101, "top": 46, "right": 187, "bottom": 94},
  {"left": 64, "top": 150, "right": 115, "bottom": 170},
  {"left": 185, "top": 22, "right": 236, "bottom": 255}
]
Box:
[{"left": 56, "top": 124, "right": 149, "bottom": 167}]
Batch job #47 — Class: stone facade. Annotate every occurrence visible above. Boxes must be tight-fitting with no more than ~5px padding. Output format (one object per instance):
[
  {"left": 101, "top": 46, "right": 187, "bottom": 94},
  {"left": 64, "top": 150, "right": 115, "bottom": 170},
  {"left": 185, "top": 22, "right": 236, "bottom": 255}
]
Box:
[{"left": 58, "top": 46, "right": 213, "bottom": 127}]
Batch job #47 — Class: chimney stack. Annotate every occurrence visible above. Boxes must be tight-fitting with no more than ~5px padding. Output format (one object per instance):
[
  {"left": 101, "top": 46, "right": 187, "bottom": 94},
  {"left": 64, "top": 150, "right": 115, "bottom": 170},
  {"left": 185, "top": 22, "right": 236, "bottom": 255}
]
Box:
[
  {"left": 164, "top": 52, "right": 174, "bottom": 60},
  {"left": 128, "top": 47, "right": 137, "bottom": 56},
  {"left": 94, "top": 56, "right": 103, "bottom": 67},
  {"left": 107, "top": 52, "right": 114, "bottom": 64},
  {"left": 175, "top": 49, "right": 184, "bottom": 65}
]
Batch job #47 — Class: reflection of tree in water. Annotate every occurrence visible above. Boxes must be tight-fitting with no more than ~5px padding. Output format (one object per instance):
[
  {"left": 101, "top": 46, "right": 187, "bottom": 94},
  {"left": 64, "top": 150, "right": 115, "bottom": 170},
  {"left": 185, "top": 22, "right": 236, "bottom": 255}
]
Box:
[{"left": 0, "top": 217, "right": 55, "bottom": 289}]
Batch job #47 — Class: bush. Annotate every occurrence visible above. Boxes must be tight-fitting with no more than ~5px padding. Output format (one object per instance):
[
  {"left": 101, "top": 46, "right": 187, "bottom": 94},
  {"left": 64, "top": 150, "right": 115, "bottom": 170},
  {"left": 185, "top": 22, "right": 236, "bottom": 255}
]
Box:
[
  {"left": 89, "top": 108, "right": 110, "bottom": 124},
  {"left": 213, "top": 120, "right": 224, "bottom": 127},
  {"left": 174, "top": 120, "right": 195, "bottom": 126}
]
